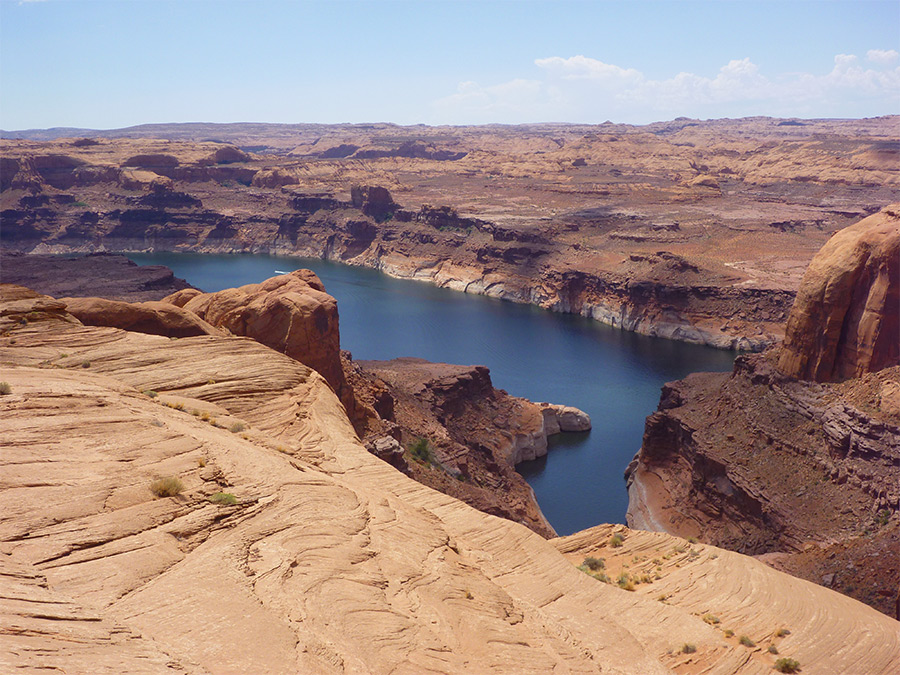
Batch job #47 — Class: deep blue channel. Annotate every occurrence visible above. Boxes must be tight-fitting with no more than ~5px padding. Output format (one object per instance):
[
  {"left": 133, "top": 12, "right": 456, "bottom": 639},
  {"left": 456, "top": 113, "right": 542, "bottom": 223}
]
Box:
[{"left": 129, "top": 252, "right": 736, "bottom": 535}]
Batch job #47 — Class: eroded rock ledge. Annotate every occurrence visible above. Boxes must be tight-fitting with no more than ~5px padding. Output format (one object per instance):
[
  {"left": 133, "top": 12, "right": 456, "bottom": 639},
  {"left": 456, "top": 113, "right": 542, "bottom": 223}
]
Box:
[
  {"left": 626, "top": 207, "right": 900, "bottom": 616},
  {"left": 2, "top": 285, "right": 898, "bottom": 673},
  {"left": 353, "top": 357, "right": 590, "bottom": 537}
]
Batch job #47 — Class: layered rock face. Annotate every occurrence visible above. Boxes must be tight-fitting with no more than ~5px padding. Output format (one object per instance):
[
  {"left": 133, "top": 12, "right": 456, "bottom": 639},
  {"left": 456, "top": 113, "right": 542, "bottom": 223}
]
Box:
[
  {"left": 778, "top": 204, "right": 900, "bottom": 382},
  {"left": 4, "top": 117, "right": 897, "bottom": 351},
  {"left": 62, "top": 296, "right": 224, "bottom": 338},
  {"left": 2, "top": 288, "right": 898, "bottom": 674},
  {"left": 626, "top": 209, "right": 900, "bottom": 616},
  {"left": 0, "top": 252, "right": 195, "bottom": 301},
  {"left": 165, "top": 270, "right": 348, "bottom": 407},
  {"left": 354, "top": 358, "right": 590, "bottom": 538}
]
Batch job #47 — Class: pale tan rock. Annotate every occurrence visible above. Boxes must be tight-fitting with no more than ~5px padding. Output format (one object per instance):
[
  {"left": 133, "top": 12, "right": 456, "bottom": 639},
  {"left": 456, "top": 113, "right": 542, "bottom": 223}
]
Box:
[
  {"left": 178, "top": 269, "right": 345, "bottom": 396},
  {"left": 1, "top": 305, "right": 897, "bottom": 674},
  {"left": 779, "top": 205, "right": 900, "bottom": 381},
  {"left": 539, "top": 402, "right": 592, "bottom": 434},
  {"left": 62, "top": 295, "right": 225, "bottom": 338}
]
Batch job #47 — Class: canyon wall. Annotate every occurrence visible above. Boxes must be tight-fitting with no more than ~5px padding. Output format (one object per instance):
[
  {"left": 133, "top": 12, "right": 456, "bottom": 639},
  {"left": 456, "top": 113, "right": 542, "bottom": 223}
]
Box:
[
  {"left": 2, "top": 285, "right": 898, "bottom": 673},
  {"left": 778, "top": 205, "right": 900, "bottom": 382},
  {"left": 626, "top": 207, "right": 900, "bottom": 616},
  {"left": 6, "top": 117, "right": 897, "bottom": 351}
]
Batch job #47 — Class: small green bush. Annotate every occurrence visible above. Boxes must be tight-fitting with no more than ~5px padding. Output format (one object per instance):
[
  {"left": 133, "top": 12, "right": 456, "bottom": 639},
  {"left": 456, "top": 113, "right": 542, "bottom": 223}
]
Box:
[
  {"left": 229, "top": 422, "right": 246, "bottom": 433},
  {"left": 583, "top": 556, "right": 605, "bottom": 571},
  {"left": 143, "top": 389, "right": 158, "bottom": 398},
  {"left": 703, "top": 613, "right": 720, "bottom": 625},
  {"left": 616, "top": 572, "right": 635, "bottom": 591},
  {"left": 0, "top": 381, "right": 11, "bottom": 395},
  {"left": 81, "top": 361, "right": 91, "bottom": 368},
  {"left": 409, "top": 437, "right": 433, "bottom": 463},
  {"left": 774, "top": 657, "right": 800, "bottom": 673},
  {"left": 681, "top": 643, "right": 697, "bottom": 654},
  {"left": 609, "top": 533, "right": 624, "bottom": 548},
  {"left": 209, "top": 492, "right": 237, "bottom": 505},
  {"left": 768, "top": 645, "right": 779, "bottom": 654},
  {"left": 149, "top": 476, "right": 184, "bottom": 498},
  {"left": 739, "top": 635, "right": 756, "bottom": 648},
  {"left": 723, "top": 629, "right": 734, "bottom": 638},
  {"left": 775, "top": 628, "right": 791, "bottom": 638}
]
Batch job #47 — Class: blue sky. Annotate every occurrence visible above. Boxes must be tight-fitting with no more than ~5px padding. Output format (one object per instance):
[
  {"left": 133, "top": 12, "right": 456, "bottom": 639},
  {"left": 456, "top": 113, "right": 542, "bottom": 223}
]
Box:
[{"left": 1, "top": 0, "right": 898, "bottom": 129}]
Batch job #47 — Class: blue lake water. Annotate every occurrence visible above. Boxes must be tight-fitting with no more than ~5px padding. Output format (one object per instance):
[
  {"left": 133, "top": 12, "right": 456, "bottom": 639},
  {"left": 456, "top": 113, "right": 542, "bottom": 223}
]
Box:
[{"left": 129, "top": 252, "right": 736, "bottom": 535}]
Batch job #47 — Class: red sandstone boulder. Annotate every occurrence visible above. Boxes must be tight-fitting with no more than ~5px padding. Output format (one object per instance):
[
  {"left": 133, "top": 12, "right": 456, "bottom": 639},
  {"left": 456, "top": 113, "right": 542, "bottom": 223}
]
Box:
[
  {"left": 62, "top": 296, "right": 224, "bottom": 338},
  {"left": 170, "top": 270, "right": 345, "bottom": 395},
  {"left": 778, "top": 204, "right": 900, "bottom": 382}
]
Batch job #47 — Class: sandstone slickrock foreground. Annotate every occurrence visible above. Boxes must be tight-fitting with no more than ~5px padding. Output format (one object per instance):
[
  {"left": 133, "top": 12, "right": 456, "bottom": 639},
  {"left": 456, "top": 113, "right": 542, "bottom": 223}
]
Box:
[
  {"left": 3, "top": 116, "right": 898, "bottom": 350},
  {"left": 2, "top": 286, "right": 898, "bottom": 673},
  {"left": 627, "top": 206, "right": 900, "bottom": 617}
]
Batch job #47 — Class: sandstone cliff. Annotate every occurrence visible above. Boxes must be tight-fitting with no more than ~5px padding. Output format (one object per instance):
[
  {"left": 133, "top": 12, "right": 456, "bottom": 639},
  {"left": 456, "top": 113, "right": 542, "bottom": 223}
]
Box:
[
  {"left": 354, "top": 357, "right": 590, "bottom": 538},
  {"left": 778, "top": 204, "right": 900, "bottom": 382},
  {"left": 2, "top": 287, "right": 898, "bottom": 673},
  {"left": 627, "top": 209, "right": 900, "bottom": 616},
  {"left": 5, "top": 117, "right": 897, "bottom": 351}
]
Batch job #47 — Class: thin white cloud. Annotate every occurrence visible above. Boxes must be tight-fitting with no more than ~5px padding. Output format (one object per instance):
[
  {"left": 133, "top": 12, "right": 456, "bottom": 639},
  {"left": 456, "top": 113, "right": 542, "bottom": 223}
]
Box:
[
  {"left": 432, "top": 53, "right": 900, "bottom": 124},
  {"left": 867, "top": 49, "right": 899, "bottom": 65}
]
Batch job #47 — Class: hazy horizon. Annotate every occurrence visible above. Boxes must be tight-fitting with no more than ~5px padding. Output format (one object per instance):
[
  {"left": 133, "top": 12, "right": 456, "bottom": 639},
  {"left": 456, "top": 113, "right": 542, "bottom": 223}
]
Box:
[{"left": 1, "top": 0, "right": 898, "bottom": 130}]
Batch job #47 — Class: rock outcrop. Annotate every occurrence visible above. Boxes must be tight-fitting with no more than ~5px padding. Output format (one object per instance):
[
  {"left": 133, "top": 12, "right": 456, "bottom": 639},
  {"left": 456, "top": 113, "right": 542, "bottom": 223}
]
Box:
[
  {"left": 354, "top": 358, "right": 589, "bottom": 538},
  {"left": 6, "top": 117, "right": 896, "bottom": 351},
  {"left": 62, "top": 296, "right": 224, "bottom": 338},
  {"left": 0, "top": 252, "right": 195, "bottom": 302},
  {"left": 166, "top": 270, "right": 346, "bottom": 401},
  {"left": 2, "top": 288, "right": 897, "bottom": 674},
  {"left": 626, "top": 209, "right": 900, "bottom": 617},
  {"left": 778, "top": 204, "right": 900, "bottom": 382}
]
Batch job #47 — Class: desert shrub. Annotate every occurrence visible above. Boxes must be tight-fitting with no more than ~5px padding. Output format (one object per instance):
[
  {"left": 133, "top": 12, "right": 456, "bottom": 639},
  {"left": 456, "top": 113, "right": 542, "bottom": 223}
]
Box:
[
  {"left": 681, "top": 643, "right": 697, "bottom": 654},
  {"left": 583, "top": 556, "right": 605, "bottom": 571},
  {"left": 768, "top": 645, "right": 779, "bottom": 654},
  {"left": 775, "top": 628, "right": 791, "bottom": 637},
  {"left": 616, "top": 572, "right": 634, "bottom": 591},
  {"left": 739, "top": 635, "right": 756, "bottom": 648},
  {"left": 229, "top": 421, "right": 246, "bottom": 433},
  {"left": 0, "top": 382, "right": 11, "bottom": 395},
  {"left": 149, "top": 476, "right": 184, "bottom": 498},
  {"left": 687, "top": 536, "right": 698, "bottom": 544},
  {"left": 774, "top": 658, "right": 800, "bottom": 673},
  {"left": 609, "top": 533, "right": 624, "bottom": 548},
  {"left": 703, "top": 614, "right": 720, "bottom": 625},
  {"left": 409, "top": 437, "right": 433, "bottom": 463},
  {"left": 143, "top": 389, "right": 158, "bottom": 398},
  {"left": 209, "top": 492, "right": 237, "bottom": 505},
  {"left": 81, "top": 361, "right": 91, "bottom": 368},
  {"left": 723, "top": 629, "right": 734, "bottom": 638}
]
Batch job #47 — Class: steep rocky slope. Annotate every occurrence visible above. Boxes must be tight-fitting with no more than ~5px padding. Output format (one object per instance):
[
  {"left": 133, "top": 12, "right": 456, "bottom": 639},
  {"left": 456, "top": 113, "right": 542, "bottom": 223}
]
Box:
[
  {"left": 2, "top": 287, "right": 898, "bottom": 673},
  {"left": 353, "top": 357, "right": 589, "bottom": 538},
  {"left": 3, "top": 116, "right": 898, "bottom": 350},
  {"left": 626, "top": 207, "right": 900, "bottom": 616},
  {"left": 778, "top": 205, "right": 900, "bottom": 381}
]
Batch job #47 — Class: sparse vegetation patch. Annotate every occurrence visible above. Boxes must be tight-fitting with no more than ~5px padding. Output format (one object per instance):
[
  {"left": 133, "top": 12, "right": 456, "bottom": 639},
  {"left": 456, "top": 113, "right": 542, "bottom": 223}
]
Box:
[
  {"left": 409, "top": 437, "right": 433, "bottom": 464},
  {"left": 209, "top": 492, "right": 237, "bottom": 505},
  {"left": 0, "top": 382, "right": 11, "bottom": 395},
  {"left": 774, "top": 657, "right": 801, "bottom": 673},
  {"left": 150, "top": 476, "right": 184, "bottom": 498}
]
